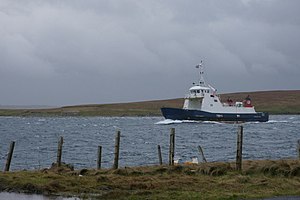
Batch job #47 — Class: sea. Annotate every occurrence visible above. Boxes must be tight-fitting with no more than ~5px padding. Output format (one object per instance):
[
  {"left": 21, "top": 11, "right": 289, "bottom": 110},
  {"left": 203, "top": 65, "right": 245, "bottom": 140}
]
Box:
[{"left": 0, "top": 115, "right": 299, "bottom": 171}]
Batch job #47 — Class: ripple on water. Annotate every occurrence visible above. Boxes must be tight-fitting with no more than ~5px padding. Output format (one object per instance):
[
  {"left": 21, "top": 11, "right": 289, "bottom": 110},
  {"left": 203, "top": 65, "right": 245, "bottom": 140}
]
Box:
[{"left": 0, "top": 115, "right": 299, "bottom": 170}]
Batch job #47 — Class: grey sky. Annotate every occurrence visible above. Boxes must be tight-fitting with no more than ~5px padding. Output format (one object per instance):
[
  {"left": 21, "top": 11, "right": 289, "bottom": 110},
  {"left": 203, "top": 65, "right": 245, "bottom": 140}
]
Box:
[{"left": 0, "top": 0, "right": 299, "bottom": 106}]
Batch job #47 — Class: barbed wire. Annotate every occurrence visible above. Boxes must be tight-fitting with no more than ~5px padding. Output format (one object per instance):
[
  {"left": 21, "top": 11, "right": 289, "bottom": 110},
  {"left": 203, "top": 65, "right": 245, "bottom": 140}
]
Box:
[
  {"left": 1, "top": 131, "right": 299, "bottom": 171},
  {"left": 1, "top": 144, "right": 166, "bottom": 170}
]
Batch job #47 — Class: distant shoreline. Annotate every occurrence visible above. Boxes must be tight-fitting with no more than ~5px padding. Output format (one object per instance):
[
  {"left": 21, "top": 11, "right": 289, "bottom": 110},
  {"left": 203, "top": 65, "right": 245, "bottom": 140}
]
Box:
[{"left": 0, "top": 90, "right": 299, "bottom": 116}]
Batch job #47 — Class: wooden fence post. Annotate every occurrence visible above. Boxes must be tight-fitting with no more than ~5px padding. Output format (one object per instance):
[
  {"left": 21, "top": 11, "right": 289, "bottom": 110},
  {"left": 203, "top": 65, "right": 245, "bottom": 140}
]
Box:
[
  {"left": 297, "top": 139, "right": 300, "bottom": 160},
  {"left": 169, "top": 128, "right": 175, "bottom": 166},
  {"left": 236, "top": 125, "right": 243, "bottom": 171},
  {"left": 4, "top": 141, "right": 15, "bottom": 172},
  {"left": 113, "top": 130, "right": 121, "bottom": 169},
  {"left": 158, "top": 145, "right": 163, "bottom": 165},
  {"left": 97, "top": 146, "right": 102, "bottom": 170},
  {"left": 198, "top": 145, "right": 207, "bottom": 163},
  {"left": 57, "top": 136, "right": 63, "bottom": 167}
]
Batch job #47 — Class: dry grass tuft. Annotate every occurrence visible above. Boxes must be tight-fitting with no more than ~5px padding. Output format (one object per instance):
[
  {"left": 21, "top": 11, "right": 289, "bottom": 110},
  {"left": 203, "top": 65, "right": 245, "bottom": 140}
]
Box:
[
  {"left": 243, "top": 159, "right": 300, "bottom": 177},
  {"left": 196, "top": 162, "right": 233, "bottom": 176},
  {"left": 49, "top": 162, "right": 74, "bottom": 174},
  {"left": 0, "top": 160, "right": 300, "bottom": 199}
]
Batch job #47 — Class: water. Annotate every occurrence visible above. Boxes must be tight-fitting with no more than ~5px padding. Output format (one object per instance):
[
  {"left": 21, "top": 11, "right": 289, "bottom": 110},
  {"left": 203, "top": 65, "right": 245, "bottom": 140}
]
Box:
[
  {"left": 0, "top": 192, "right": 77, "bottom": 200},
  {"left": 0, "top": 115, "right": 299, "bottom": 170}
]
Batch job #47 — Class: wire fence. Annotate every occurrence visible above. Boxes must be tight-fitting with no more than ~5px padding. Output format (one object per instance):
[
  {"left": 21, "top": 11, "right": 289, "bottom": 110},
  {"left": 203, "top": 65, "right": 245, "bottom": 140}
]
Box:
[
  {"left": 1, "top": 118, "right": 300, "bottom": 172},
  {"left": 1, "top": 133, "right": 172, "bottom": 171}
]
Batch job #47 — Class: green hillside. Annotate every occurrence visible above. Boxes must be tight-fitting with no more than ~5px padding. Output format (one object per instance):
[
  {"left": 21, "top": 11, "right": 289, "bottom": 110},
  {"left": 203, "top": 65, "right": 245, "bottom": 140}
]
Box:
[{"left": 0, "top": 90, "right": 299, "bottom": 116}]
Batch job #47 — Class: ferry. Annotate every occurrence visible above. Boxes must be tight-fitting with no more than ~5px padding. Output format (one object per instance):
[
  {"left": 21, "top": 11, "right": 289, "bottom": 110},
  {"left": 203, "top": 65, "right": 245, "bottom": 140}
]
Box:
[{"left": 161, "top": 61, "right": 269, "bottom": 122}]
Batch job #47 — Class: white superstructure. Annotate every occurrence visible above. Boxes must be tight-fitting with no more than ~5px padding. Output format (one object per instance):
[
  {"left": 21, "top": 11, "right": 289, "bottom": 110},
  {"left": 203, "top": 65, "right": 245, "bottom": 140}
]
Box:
[{"left": 182, "top": 61, "right": 256, "bottom": 114}]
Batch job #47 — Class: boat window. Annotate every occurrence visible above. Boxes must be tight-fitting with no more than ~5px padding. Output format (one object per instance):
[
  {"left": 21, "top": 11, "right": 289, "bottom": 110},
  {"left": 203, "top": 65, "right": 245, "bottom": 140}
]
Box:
[
  {"left": 197, "top": 90, "right": 200, "bottom": 93},
  {"left": 214, "top": 99, "right": 218, "bottom": 102}
]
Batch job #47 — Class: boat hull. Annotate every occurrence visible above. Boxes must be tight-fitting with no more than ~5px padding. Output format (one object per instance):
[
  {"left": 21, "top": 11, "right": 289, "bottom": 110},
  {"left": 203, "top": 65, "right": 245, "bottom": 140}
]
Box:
[{"left": 161, "top": 107, "right": 269, "bottom": 122}]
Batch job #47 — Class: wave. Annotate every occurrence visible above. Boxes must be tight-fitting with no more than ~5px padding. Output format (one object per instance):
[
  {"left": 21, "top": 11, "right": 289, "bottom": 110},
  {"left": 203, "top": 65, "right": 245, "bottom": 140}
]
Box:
[
  {"left": 266, "top": 120, "right": 289, "bottom": 123},
  {"left": 245, "top": 121, "right": 261, "bottom": 124},
  {"left": 156, "top": 119, "right": 296, "bottom": 125},
  {"left": 244, "top": 120, "right": 290, "bottom": 124},
  {"left": 155, "top": 119, "right": 184, "bottom": 125},
  {"left": 202, "top": 121, "right": 224, "bottom": 124},
  {"left": 155, "top": 119, "right": 225, "bottom": 125}
]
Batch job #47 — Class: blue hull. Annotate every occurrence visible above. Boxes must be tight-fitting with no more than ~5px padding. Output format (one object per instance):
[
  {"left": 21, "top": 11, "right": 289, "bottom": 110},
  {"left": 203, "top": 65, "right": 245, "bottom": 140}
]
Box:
[{"left": 161, "top": 107, "right": 269, "bottom": 122}]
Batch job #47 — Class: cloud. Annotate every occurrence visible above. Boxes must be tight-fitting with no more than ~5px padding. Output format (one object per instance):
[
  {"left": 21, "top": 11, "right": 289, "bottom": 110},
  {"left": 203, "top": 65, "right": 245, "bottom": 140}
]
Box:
[{"left": 0, "top": 0, "right": 299, "bottom": 105}]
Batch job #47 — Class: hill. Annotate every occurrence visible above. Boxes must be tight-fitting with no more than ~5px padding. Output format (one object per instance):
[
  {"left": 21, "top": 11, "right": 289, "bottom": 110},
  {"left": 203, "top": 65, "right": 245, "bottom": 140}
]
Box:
[{"left": 0, "top": 90, "right": 299, "bottom": 116}]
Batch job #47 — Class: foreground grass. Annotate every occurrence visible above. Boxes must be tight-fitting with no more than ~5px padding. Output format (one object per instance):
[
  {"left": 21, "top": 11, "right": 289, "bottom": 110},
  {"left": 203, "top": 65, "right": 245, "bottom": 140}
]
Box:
[{"left": 0, "top": 160, "right": 300, "bottom": 199}]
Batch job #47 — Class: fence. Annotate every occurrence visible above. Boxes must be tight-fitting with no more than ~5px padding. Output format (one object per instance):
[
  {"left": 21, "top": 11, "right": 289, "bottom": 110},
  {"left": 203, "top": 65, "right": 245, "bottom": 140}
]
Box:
[{"left": 2, "top": 126, "right": 300, "bottom": 172}]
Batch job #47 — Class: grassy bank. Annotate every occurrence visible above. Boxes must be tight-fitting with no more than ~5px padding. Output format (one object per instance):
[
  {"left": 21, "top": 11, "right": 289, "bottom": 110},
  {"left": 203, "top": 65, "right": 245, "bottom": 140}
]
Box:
[
  {"left": 0, "top": 160, "right": 300, "bottom": 199},
  {"left": 0, "top": 90, "right": 299, "bottom": 116}
]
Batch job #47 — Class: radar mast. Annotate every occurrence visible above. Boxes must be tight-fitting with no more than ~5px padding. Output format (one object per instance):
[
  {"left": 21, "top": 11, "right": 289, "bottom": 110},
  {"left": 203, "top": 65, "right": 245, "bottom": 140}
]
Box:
[{"left": 195, "top": 60, "right": 205, "bottom": 86}]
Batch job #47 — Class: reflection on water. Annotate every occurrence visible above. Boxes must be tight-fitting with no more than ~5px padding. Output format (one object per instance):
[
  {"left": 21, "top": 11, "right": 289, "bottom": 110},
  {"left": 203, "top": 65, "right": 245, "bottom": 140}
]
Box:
[{"left": 0, "top": 192, "right": 78, "bottom": 200}]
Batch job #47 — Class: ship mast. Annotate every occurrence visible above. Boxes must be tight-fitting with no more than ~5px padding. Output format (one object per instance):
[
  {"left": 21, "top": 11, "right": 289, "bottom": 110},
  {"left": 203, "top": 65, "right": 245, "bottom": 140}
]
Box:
[{"left": 195, "top": 60, "right": 205, "bottom": 86}]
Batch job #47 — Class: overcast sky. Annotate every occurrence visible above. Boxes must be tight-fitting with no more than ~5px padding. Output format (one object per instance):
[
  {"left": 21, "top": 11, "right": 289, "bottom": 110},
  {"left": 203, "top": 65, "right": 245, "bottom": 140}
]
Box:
[{"left": 0, "top": 0, "right": 299, "bottom": 106}]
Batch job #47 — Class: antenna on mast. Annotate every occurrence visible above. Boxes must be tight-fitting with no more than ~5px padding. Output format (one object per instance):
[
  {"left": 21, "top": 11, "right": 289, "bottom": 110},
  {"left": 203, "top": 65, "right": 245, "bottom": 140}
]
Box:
[{"left": 195, "top": 60, "right": 205, "bottom": 86}]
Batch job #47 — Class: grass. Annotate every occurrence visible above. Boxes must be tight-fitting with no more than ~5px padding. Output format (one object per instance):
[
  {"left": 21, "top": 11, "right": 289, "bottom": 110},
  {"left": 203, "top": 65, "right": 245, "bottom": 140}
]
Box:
[
  {"left": 0, "top": 160, "right": 300, "bottom": 199},
  {"left": 0, "top": 90, "right": 299, "bottom": 116}
]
